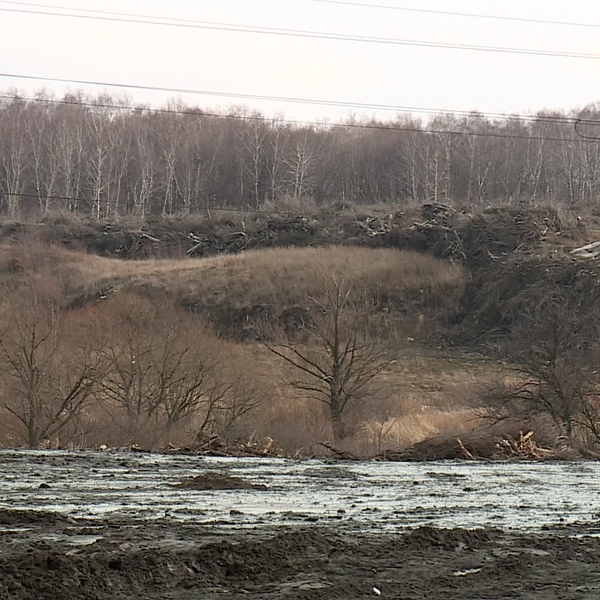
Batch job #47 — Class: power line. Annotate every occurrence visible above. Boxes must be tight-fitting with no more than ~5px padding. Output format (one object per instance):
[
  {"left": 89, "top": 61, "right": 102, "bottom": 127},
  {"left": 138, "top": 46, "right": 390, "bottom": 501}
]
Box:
[
  {"left": 0, "top": 73, "right": 584, "bottom": 126},
  {"left": 309, "top": 0, "right": 600, "bottom": 30},
  {"left": 0, "top": 89, "right": 594, "bottom": 144},
  {"left": 574, "top": 119, "right": 600, "bottom": 141},
  {"left": 1, "top": 2, "right": 599, "bottom": 60}
]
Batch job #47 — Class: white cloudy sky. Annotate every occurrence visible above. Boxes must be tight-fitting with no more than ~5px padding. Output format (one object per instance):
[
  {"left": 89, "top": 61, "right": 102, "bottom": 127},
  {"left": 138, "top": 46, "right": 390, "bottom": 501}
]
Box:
[{"left": 0, "top": 0, "right": 599, "bottom": 122}]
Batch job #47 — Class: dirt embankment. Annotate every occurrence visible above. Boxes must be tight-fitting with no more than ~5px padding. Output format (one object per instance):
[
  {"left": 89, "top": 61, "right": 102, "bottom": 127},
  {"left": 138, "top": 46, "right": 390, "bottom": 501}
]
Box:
[
  {"left": 0, "top": 204, "right": 577, "bottom": 262},
  {"left": 1, "top": 204, "right": 598, "bottom": 347},
  {"left": 1, "top": 513, "right": 600, "bottom": 600}
]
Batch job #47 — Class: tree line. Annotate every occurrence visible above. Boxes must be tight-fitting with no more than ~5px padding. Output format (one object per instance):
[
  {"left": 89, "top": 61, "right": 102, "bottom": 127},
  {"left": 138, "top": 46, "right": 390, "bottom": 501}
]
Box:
[{"left": 1, "top": 91, "right": 599, "bottom": 218}]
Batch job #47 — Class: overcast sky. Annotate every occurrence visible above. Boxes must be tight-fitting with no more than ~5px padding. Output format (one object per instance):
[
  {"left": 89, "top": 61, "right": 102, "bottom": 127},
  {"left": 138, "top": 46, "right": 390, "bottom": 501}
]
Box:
[{"left": 1, "top": 0, "right": 599, "bottom": 122}]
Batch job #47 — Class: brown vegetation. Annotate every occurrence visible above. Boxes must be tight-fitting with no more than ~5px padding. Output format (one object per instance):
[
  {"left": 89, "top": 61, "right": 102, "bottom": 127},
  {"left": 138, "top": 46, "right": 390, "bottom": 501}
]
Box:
[
  {"left": 0, "top": 198, "right": 599, "bottom": 456},
  {"left": 264, "top": 272, "right": 392, "bottom": 443},
  {"left": 0, "top": 240, "right": 470, "bottom": 452}
]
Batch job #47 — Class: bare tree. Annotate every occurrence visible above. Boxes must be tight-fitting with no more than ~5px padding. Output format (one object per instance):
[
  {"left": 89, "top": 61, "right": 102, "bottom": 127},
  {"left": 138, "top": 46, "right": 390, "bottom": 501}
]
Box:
[
  {"left": 1, "top": 91, "right": 600, "bottom": 215},
  {"left": 0, "top": 283, "right": 103, "bottom": 447},
  {"left": 479, "top": 297, "right": 600, "bottom": 444},
  {"left": 239, "top": 115, "right": 267, "bottom": 208},
  {"left": 0, "top": 97, "right": 29, "bottom": 217},
  {"left": 213, "top": 367, "right": 264, "bottom": 443},
  {"left": 265, "top": 275, "right": 390, "bottom": 443},
  {"left": 96, "top": 295, "right": 228, "bottom": 442},
  {"left": 283, "top": 130, "right": 318, "bottom": 201}
]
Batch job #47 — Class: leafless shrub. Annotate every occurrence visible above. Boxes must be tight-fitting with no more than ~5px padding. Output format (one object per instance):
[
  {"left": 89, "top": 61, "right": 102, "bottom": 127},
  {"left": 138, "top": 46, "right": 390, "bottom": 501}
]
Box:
[
  {"left": 0, "top": 279, "right": 105, "bottom": 447},
  {"left": 93, "top": 294, "right": 227, "bottom": 443},
  {"left": 478, "top": 296, "right": 600, "bottom": 447}
]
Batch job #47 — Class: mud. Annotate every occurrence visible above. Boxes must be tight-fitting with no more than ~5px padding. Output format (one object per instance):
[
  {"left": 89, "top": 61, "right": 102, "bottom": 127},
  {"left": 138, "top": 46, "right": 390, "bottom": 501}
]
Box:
[
  {"left": 2, "top": 450, "right": 600, "bottom": 599},
  {"left": 174, "top": 472, "right": 268, "bottom": 491}
]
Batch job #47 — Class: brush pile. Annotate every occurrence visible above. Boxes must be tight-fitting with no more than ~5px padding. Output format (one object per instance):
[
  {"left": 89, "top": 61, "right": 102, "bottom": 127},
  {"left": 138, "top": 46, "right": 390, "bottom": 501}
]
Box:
[
  {"left": 379, "top": 428, "right": 557, "bottom": 461},
  {"left": 403, "top": 205, "right": 563, "bottom": 268},
  {"left": 493, "top": 430, "right": 554, "bottom": 459}
]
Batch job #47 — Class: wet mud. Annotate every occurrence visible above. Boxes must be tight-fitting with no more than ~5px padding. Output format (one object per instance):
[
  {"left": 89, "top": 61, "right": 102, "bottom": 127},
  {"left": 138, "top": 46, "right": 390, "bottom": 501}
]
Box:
[
  {"left": 2, "top": 450, "right": 600, "bottom": 599},
  {"left": 174, "top": 472, "right": 269, "bottom": 491}
]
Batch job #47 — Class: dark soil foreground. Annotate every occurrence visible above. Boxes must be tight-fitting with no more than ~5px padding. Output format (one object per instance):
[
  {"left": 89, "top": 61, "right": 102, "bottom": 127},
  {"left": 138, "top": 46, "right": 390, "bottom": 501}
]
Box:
[{"left": 1, "top": 512, "right": 600, "bottom": 600}]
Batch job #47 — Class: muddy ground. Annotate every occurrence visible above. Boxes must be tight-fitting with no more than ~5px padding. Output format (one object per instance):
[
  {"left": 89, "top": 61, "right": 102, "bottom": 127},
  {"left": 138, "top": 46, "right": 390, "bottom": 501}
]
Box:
[
  {"left": 2, "top": 450, "right": 600, "bottom": 599},
  {"left": 4, "top": 516, "right": 600, "bottom": 599}
]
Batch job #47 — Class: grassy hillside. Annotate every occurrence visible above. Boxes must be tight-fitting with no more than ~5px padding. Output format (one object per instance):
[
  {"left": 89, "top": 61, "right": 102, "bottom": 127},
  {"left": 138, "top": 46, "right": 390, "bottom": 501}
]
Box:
[
  {"left": 1, "top": 243, "right": 466, "bottom": 339},
  {"left": 1, "top": 204, "right": 599, "bottom": 455}
]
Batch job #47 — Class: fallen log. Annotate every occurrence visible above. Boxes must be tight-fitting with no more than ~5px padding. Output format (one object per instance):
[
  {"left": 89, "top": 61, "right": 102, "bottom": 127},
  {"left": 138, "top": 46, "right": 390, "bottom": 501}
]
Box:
[
  {"left": 318, "top": 441, "right": 357, "bottom": 460},
  {"left": 570, "top": 240, "right": 600, "bottom": 259},
  {"left": 456, "top": 437, "right": 475, "bottom": 459},
  {"left": 140, "top": 232, "right": 161, "bottom": 243}
]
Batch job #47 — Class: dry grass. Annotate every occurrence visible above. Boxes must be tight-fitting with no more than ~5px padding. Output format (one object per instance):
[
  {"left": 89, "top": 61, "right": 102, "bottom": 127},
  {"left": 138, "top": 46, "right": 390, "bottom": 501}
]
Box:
[
  {"left": 222, "top": 344, "right": 503, "bottom": 455},
  {"left": 97, "top": 245, "right": 462, "bottom": 311},
  {"left": 0, "top": 338, "right": 506, "bottom": 453},
  {"left": 0, "top": 241, "right": 499, "bottom": 454},
  {"left": 0, "top": 243, "right": 465, "bottom": 337}
]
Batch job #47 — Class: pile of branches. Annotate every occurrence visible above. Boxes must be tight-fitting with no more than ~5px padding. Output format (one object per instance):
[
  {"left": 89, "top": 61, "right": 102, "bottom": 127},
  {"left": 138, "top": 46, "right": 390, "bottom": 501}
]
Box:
[
  {"left": 1, "top": 204, "right": 567, "bottom": 265},
  {"left": 402, "top": 205, "right": 563, "bottom": 269},
  {"left": 462, "top": 252, "right": 600, "bottom": 343},
  {"left": 376, "top": 427, "right": 557, "bottom": 461},
  {"left": 458, "top": 206, "right": 563, "bottom": 268},
  {"left": 170, "top": 434, "right": 282, "bottom": 457},
  {"left": 493, "top": 430, "right": 554, "bottom": 459},
  {"left": 376, "top": 432, "right": 499, "bottom": 461}
]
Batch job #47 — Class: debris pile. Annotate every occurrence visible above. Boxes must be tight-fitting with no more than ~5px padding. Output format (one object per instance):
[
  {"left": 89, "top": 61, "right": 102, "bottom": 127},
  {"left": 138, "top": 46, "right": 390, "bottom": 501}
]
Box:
[
  {"left": 1, "top": 204, "right": 568, "bottom": 266},
  {"left": 463, "top": 252, "right": 600, "bottom": 342},
  {"left": 493, "top": 430, "right": 554, "bottom": 459},
  {"left": 161, "top": 435, "right": 280, "bottom": 458},
  {"left": 379, "top": 429, "right": 556, "bottom": 461},
  {"left": 406, "top": 205, "right": 563, "bottom": 268}
]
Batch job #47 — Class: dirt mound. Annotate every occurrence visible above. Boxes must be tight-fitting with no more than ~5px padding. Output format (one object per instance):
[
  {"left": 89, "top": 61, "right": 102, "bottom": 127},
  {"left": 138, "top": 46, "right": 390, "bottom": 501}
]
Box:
[
  {"left": 0, "top": 528, "right": 342, "bottom": 600},
  {"left": 0, "top": 206, "right": 587, "bottom": 349},
  {"left": 3, "top": 522, "right": 599, "bottom": 600},
  {"left": 392, "top": 432, "right": 499, "bottom": 461},
  {"left": 0, "top": 509, "right": 70, "bottom": 526},
  {"left": 404, "top": 526, "right": 496, "bottom": 550},
  {"left": 174, "top": 472, "right": 268, "bottom": 490}
]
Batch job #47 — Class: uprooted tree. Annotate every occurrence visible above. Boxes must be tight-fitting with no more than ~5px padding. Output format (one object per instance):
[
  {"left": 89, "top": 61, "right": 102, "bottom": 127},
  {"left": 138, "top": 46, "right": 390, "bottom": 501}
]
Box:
[
  {"left": 265, "top": 274, "right": 391, "bottom": 444},
  {"left": 479, "top": 293, "right": 600, "bottom": 445}
]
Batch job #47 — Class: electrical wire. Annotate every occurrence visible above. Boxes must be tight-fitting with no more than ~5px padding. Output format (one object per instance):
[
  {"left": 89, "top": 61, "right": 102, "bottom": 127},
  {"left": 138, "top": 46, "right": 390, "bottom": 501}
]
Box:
[
  {"left": 0, "top": 2, "right": 599, "bottom": 60},
  {"left": 574, "top": 119, "right": 600, "bottom": 140},
  {"left": 0, "top": 89, "right": 594, "bottom": 144},
  {"left": 0, "top": 72, "right": 589, "bottom": 127},
  {"left": 308, "top": 0, "right": 600, "bottom": 30}
]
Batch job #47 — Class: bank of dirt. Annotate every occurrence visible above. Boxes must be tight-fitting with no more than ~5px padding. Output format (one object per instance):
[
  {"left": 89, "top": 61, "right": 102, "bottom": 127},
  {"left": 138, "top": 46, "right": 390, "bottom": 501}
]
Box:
[
  {"left": 2, "top": 204, "right": 595, "bottom": 348},
  {"left": 1, "top": 515, "right": 600, "bottom": 600}
]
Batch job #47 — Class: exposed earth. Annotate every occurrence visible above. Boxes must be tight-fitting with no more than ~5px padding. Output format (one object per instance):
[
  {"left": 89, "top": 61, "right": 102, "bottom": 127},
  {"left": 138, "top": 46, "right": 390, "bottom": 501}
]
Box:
[{"left": 2, "top": 450, "right": 600, "bottom": 599}]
